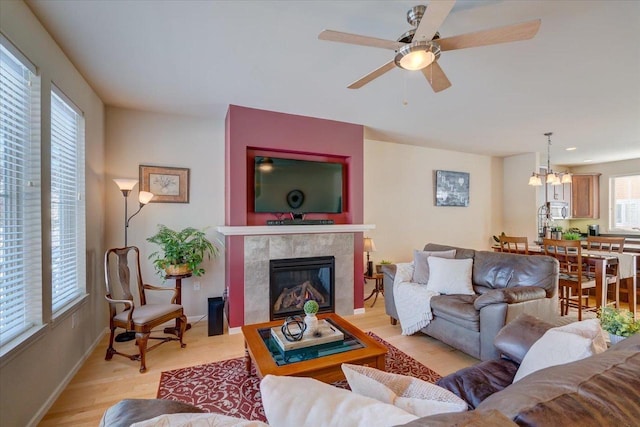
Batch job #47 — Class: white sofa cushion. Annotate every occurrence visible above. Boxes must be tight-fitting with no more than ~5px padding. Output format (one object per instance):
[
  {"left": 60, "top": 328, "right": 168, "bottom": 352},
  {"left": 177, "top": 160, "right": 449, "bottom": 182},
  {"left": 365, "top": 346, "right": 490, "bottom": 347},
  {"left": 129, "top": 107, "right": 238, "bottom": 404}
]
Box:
[
  {"left": 342, "top": 363, "right": 468, "bottom": 417},
  {"left": 513, "top": 318, "right": 608, "bottom": 382},
  {"left": 426, "top": 257, "right": 475, "bottom": 295},
  {"left": 131, "top": 412, "right": 269, "bottom": 426},
  {"left": 260, "top": 374, "right": 418, "bottom": 427},
  {"left": 412, "top": 249, "right": 457, "bottom": 284}
]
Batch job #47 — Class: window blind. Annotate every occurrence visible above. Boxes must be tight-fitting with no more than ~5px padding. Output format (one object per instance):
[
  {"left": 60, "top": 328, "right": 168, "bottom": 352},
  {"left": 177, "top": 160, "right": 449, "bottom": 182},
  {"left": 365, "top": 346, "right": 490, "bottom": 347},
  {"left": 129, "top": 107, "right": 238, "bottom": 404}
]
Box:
[
  {"left": 0, "top": 39, "right": 42, "bottom": 346},
  {"left": 50, "top": 87, "right": 85, "bottom": 313}
]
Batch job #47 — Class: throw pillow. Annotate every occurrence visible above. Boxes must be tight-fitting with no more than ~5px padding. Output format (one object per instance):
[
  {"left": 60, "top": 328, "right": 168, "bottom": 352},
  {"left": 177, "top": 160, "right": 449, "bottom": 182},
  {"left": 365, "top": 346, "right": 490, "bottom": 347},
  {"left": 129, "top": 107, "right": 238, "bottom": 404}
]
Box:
[
  {"left": 425, "top": 257, "right": 475, "bottom": 295},
  {"left": 412, "top": 249, "right": 457, "bottom": 284},
  {"left": 260, "top": 374, "right": 418, "bottom": 427},
  {"left": 131, "top": 413, "right": 269, "bottom": 427},
  {"left": 342, "top": 364, "right": 468, "bottom": 417},
  {"left": 513, "top": 318, "right": 607, "bottom": 382}
]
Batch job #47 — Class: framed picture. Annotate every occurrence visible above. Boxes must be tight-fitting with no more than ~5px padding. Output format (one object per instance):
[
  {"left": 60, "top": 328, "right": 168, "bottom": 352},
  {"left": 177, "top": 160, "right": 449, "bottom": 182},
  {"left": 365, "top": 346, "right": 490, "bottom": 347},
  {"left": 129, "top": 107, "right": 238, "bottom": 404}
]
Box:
[
  {"left": 139, "top": 165, "right": 190, "bottom": 203},
  {"left": 435, "top": 170, "right": 469, "bottom": 207}
]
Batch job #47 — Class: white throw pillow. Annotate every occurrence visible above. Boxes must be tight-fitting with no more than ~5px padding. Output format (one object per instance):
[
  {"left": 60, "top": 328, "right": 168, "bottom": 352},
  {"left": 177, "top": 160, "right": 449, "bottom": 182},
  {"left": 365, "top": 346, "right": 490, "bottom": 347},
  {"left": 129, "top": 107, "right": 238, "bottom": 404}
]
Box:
[
  {"left": 260, "top": 374, "right": 418, "bottom": 427},
  {"left": 425, "top": 257, "right": 475, "bottom": 295},
  {"left": 341, "top": 364, "right": 468, "bottom": 417},
  {"left": 513, "top": 318, "right": 608, "bottom": 382},
  {"left": 131, "top": 413, "right": 269, "bottom": 427},
  {"left": 412, "top": 249, "right": 457, "bottom": 284}
]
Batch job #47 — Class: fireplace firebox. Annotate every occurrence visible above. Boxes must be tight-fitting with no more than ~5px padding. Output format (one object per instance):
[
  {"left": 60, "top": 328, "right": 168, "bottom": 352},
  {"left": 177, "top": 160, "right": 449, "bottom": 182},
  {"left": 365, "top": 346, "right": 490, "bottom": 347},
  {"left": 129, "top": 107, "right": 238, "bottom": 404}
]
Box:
[{"left": 269, "top": 256, "right": 335, "bottom": 320}]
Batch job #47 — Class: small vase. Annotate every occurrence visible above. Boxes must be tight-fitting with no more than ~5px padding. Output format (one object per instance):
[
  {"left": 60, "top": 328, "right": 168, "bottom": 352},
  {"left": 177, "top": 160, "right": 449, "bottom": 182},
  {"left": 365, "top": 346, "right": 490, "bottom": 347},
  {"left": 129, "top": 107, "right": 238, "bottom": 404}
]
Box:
[
  {"left": 609, "top": 333, "right": 626, "bottom": 345},
  {"left": 304, "top": 313, "right": 319, "bottom": 337}
]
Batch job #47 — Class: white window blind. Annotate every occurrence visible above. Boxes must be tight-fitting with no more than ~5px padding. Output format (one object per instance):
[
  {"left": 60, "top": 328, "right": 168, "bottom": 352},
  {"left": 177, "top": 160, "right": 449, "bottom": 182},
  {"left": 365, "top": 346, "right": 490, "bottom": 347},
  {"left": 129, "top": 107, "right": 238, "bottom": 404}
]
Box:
[
  {"left": 50, "top": 87, "right": 85, "bottom": 313},
  {"left": 610, "top": 174, "right": 640, "bottom": 233},
  {"left": 0, "top": 38, "right": 42, "bottom": 346}
]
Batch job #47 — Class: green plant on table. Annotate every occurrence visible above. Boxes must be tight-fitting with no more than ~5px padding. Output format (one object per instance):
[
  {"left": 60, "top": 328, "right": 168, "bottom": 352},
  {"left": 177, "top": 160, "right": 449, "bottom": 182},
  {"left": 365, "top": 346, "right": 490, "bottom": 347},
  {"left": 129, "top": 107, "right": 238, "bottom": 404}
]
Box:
[
  {"left": 303, "top": 300, "right": 319, "bottom": 316},
  {"left": 598, "top": 307, "right": 640, "bottom": 337},
  {"left": 147, "top": 224, "right": 219, "bottom": 277},
  {"left": 379, "top": 260, "right": 392, "bottom": 265},
  {"left": 563, "top": 232, "right": 581, "bottom": 240}
]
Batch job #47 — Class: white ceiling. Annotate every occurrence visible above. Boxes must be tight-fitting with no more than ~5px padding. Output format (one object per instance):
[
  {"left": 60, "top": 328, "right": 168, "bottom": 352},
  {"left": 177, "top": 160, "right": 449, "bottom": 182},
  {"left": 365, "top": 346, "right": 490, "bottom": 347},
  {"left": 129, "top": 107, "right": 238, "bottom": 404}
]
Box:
[{"left": 25, "top": 0, "right": 640, "bottom": 166}]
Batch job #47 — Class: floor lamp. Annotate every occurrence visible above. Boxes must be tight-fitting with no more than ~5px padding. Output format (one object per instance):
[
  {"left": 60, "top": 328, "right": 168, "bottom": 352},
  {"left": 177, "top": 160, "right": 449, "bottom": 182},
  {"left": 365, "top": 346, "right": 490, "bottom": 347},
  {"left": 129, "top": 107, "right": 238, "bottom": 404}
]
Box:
[
  {"left": 113, "top": 179, "right": 154, "bottom": 246},
  {"left": 363, "top": 237, "right": 376, "bottom": 276},
  {"left": 112, "top": 178, "right": 154, "bottom": 341}
]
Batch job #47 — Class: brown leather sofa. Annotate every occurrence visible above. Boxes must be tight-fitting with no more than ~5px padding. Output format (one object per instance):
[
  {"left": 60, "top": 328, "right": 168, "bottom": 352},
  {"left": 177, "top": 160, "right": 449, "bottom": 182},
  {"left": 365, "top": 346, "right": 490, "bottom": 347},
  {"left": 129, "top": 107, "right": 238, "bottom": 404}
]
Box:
[
  {"left": 383, "top": 243, "right": 559, "bottom": 360},
  {"left": 397, "top": 314, "right": 640, "bottom": 427}
]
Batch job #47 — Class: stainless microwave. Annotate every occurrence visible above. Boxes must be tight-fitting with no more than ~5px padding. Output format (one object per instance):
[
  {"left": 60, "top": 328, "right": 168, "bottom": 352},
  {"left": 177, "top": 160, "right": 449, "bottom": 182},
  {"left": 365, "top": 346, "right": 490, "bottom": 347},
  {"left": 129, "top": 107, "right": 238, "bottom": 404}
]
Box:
[{"left": 549, "top": 202, "right": 569, "bottom": 219}]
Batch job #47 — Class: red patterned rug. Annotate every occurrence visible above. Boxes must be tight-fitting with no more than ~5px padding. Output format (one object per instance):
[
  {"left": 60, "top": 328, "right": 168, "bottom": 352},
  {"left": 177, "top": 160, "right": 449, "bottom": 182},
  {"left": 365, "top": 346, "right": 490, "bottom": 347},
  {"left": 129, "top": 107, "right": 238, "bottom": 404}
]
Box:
[{"left": 157, "top": 332, "right": 441, "bottom": 422}]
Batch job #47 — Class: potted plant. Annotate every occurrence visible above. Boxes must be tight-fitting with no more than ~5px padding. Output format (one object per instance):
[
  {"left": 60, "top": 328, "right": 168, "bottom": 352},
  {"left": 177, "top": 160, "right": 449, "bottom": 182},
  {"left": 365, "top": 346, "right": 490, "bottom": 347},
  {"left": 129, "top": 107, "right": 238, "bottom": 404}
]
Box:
[
  {"left": 598, "top": 307, "right": 640, "bottom": 344},
  {"left": 303, "top": 300, "right": 320, "bottom": 337},
  {"left": 147, "top": 224, "right": 219, "bottom": 277},
  {"left": 563, "top": 232, "right": 581, "bottom": 240}
]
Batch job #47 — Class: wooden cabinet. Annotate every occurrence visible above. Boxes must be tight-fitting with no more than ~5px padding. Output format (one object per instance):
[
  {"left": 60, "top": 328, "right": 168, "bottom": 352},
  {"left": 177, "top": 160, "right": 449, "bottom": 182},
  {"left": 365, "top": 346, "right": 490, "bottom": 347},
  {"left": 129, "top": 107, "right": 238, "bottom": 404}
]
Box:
[{"left": 571, "top": 173, "right": 600, "bottom": 218}]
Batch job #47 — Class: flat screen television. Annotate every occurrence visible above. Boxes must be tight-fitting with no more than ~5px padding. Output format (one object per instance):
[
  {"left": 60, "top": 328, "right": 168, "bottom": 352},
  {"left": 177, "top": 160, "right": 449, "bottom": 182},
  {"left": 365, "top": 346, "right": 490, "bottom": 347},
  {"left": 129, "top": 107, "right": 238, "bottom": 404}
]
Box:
[{"left": 254, "top": 156, "right": 343, "bottom": 213}]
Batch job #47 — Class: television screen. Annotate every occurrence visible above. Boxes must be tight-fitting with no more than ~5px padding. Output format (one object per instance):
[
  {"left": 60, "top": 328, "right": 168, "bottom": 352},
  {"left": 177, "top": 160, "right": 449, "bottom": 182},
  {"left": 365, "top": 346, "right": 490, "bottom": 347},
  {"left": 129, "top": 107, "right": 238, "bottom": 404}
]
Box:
[{"left": 254, "top": 156, "right": 343, "bottom": 213}]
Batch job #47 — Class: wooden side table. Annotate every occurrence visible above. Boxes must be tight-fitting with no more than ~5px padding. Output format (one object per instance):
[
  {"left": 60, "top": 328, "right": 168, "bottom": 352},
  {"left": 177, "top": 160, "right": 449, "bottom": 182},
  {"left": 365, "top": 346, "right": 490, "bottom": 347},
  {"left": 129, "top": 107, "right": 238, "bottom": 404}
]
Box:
[
  {"left": 164, "top": 273, "right": 193, "bottom": 335},
  {"left": 364, "top": 273, "right": 384, "bottom": 307}
]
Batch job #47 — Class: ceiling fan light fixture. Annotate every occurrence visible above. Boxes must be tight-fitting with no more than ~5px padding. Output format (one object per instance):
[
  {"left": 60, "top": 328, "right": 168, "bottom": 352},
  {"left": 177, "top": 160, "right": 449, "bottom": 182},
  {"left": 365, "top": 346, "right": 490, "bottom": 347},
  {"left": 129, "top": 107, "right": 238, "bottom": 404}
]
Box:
[{"left": 394, "top": 41, "right": 440, "bottom": 71}]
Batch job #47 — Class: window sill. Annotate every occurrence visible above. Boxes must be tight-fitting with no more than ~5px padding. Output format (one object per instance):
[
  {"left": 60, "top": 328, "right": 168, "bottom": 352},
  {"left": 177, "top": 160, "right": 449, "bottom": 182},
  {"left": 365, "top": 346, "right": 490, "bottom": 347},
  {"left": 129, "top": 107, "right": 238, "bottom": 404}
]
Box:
[{"left": 51, "top": 293, "right": 89, "bottom": 326}]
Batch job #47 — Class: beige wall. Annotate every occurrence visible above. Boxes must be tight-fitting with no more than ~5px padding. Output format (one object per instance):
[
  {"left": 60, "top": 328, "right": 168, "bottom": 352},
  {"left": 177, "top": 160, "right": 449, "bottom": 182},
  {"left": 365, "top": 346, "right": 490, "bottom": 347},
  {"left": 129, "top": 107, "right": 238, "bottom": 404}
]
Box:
[
  {"left": 105, "top": 107, "right": 227, "bottom": 317},
  {"left": 363, "top": 139, "right": 503, "bottom": 264},
  {"left": 569, "top": 158, "right": 640, "bottom": 234},
  {"left": 502, "top": 152, "right": 540, "bottom": 243},
  {"left": 0, "top": 1, "right": 105, "bottom": 426}
]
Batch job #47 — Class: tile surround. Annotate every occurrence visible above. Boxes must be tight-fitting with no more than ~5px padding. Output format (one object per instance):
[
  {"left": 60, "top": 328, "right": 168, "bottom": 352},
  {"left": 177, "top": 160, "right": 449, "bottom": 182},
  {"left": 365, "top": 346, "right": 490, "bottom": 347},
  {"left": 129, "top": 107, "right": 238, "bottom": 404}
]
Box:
[{"left": 243, "top": 233, "right": 354, "bottom": 324}]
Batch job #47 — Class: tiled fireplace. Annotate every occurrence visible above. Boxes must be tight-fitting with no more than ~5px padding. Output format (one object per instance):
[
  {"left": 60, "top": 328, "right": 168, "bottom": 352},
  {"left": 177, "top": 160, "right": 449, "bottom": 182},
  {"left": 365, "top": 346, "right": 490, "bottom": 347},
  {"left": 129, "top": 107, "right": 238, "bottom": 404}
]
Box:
[{"left": 244, "top": 232, "right": 354, "bottom": 325}]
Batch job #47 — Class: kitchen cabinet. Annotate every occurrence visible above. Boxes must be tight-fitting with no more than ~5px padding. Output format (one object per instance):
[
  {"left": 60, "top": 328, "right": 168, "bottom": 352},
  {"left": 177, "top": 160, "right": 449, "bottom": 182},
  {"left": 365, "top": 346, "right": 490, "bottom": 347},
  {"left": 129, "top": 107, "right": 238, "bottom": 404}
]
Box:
[
  {"left": 571, "top": 173, "right": 600, "bottom": 218},
  {"left": 547, "top": 182, "right": 572, "bottom": 205}
]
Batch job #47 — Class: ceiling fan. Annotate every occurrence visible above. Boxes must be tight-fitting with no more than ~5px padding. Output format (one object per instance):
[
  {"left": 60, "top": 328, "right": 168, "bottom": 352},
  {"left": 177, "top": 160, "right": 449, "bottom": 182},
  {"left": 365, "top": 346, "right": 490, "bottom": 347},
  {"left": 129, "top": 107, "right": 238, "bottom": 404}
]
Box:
[{"left": 318, "top": 1, "right": 541, "bottom": 92}]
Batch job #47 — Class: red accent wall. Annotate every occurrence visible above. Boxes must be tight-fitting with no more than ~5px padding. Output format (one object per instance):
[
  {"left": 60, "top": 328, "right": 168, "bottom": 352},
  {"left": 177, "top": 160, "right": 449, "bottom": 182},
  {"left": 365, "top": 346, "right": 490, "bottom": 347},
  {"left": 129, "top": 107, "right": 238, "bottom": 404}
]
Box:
[{"left": 224, "top": 105, "right": 364, "bottom": 327}]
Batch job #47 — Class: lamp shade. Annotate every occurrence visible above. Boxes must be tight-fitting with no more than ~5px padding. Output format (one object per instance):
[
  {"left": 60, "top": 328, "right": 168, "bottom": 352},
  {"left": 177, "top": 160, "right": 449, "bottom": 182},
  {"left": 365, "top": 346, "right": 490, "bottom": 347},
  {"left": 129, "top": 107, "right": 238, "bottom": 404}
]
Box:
[
  {"left": 528, "top": 174, "right": 542, "bottom": 186},
  {"left": 561, "top": 173, "right": 572, "bottom": 184},
  {"left": 138, "top": 191, "right": 154, "bottom": 204},
  {"left": 363, "top": 237, "right": 376, "bottom": 253},
  {"left": 113, "top": 178, "right": 138, "bottom": 191}
]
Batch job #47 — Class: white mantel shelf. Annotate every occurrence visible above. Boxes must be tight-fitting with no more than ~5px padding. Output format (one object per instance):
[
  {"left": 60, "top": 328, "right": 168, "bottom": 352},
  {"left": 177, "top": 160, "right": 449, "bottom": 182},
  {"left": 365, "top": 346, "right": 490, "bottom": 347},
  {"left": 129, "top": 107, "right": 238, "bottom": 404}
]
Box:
[{"left": 216, "top": 224, "right": 375, "bottom": 236}]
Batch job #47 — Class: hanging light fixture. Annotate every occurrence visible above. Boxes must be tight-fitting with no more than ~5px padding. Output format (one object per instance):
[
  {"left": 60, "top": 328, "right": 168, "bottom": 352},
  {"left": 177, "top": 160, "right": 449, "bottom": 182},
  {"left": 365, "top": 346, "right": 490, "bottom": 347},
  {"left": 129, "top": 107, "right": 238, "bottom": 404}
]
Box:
[{"left": 528, "top": 132, "right": 572, "bottom": 186}]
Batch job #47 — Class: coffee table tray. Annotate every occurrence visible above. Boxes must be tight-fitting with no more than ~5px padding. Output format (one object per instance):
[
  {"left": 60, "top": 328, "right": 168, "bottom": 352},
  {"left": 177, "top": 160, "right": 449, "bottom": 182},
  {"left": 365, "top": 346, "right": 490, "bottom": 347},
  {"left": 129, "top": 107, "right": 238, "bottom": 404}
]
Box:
[{"left": 270, "top": 319, "right": 344, "bottom": 352}]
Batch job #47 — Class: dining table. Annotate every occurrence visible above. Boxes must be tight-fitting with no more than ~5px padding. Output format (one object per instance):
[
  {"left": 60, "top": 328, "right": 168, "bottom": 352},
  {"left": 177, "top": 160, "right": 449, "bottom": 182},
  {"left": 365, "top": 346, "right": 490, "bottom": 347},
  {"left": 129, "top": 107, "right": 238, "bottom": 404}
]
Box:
[{"left": 492, "top": 245, "right": 637, "bottom": 318}]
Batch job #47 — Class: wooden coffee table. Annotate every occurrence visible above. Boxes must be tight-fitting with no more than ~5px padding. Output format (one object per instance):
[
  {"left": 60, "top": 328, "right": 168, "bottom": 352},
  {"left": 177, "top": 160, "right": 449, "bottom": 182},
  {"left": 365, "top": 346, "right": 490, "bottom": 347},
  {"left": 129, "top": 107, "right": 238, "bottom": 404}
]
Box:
[{"left": 241, "top": 313, "right": 387, "bottom": 383}]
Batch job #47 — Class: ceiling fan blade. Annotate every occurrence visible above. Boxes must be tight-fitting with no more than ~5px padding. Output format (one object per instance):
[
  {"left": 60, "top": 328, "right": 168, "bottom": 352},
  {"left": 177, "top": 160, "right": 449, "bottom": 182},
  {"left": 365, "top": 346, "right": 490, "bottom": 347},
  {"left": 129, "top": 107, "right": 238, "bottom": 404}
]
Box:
[
  {"left": 421, "top": 61, "right": 452, "bottom": 93},
  {"left": 414, "top": 0, "right": 456, "bottom": 42},
  {"left": 437, "top": 19, "right": 541, "bottom": 51},
  {"left": 348, "top": 61, "right": 397, "bottom": 89},
  {"left": 318, "top": 30, "right": 404, "bottom": 50}
]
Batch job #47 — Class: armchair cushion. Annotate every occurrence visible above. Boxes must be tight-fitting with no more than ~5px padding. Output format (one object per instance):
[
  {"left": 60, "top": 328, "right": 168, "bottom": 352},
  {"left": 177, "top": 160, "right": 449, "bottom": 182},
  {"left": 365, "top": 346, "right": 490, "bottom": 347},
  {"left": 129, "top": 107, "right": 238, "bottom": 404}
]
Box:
[
  {"left": 430, "top": 295, "right": 479, "bottom": 331},
  {"left": 114, "top": 303, "right": 183, "bottom": 325},
  {"left": 493, "top": 314, "right": 554, "bottom": 364}
]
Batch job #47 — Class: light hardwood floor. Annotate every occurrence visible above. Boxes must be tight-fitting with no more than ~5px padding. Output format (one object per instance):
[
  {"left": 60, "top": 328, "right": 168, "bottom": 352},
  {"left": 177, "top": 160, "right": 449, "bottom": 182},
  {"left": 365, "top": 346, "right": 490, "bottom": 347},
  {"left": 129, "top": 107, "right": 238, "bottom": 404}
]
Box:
[{"left": 38, "top": 282, "right": 478, "bottom": 426}]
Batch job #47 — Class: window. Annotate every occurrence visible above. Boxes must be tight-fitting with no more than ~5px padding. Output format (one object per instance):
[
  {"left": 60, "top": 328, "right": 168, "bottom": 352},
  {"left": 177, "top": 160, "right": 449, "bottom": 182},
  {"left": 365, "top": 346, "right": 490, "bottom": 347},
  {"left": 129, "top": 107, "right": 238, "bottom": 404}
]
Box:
[
  {"left": 610, "top": 174, "right": 640, "bottom": 233},
  {"left": 50, "top": 87, "right": 85, "bottom": 313},
  {"left": 0, "top": 37, "right": 42, "bottom": 346}
]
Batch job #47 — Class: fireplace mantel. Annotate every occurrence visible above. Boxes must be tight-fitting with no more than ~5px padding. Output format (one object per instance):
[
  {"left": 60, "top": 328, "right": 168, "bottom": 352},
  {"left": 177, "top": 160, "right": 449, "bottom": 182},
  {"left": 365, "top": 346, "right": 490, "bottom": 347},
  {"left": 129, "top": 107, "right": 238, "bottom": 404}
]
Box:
[{"left": 216, "top": 224, "right": 375, "bottom": 236}]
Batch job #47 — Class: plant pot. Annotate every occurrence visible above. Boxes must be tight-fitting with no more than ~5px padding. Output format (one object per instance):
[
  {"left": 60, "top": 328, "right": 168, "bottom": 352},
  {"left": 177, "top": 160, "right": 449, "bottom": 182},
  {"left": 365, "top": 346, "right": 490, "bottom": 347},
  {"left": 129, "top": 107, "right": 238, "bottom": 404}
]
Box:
[
  {"left": 304, "top": 313, "right": 319, "bottom": 337},
  {"left": 609, "top": 332, "right": 626, "bottom": 345},
  {"left": 164, "top": 263, "right": 192, "bottom": 276},
  {"left": 375, "top": 265, "right": 382, "bottom": 274}
]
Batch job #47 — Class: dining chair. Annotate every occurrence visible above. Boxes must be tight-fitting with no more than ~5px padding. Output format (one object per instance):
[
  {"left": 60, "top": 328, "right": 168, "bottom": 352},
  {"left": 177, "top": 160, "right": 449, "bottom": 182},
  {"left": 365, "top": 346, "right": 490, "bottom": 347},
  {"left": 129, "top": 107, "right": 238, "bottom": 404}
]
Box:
[
  {"left": 543, "top": 238, "right": 596, "bottom": 321},
  {"left": 586, "top": 236, "right": 625, "bottom": 253},
  {"left": 104, "top": 246, "right": 187, "bottom": 373},
  {"left": 499, "top": 235, "right": 529, "bottom": 255},
  {"left": 585, "top": 236, "right": 623, "bottom": 310}
]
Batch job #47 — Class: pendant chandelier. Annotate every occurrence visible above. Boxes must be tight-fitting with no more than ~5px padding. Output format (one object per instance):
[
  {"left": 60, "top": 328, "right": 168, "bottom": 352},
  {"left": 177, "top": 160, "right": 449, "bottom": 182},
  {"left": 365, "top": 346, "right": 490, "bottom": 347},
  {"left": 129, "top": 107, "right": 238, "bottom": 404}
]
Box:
[{"left": 528, "top": 132, "right": 572, "bottom": 186}]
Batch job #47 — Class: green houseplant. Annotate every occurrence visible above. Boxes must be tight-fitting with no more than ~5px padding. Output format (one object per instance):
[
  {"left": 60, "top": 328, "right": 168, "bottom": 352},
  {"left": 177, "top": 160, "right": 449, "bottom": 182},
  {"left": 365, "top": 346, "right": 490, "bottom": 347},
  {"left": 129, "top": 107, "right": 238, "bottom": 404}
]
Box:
[
  {"left": 147, "top": 225, "right": 219, "bottom": 277},
  {"left": 563, "top": 232, "right": 581, "bottom": 240},
  {"left": 376, "top": 259, "right": 392, "bottom": 274},
  {"left": 598, "top": 307, "right": 640, "bottom": 344}
]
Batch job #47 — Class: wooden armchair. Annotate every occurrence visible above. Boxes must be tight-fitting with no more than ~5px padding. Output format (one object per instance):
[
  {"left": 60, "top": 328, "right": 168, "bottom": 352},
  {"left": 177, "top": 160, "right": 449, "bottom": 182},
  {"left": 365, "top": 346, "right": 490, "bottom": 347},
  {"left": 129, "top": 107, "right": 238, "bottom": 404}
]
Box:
[
  {"left": 104, "top": 246, "right": 187, "bottom": 373},
  {"left": 499, "top": 235, "right": 529, "bottom": 255}
]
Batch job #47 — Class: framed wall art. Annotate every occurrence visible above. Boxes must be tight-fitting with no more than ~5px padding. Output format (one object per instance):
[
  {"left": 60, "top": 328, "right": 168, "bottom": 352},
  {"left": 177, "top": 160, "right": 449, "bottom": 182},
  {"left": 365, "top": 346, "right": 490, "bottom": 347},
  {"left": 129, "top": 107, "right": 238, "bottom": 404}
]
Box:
[
  {"left": 139, "top": 165, "right": 190, "bottom": 203},
  {"left": 434, "top": 170, "right": 470, "bottom": 207}
]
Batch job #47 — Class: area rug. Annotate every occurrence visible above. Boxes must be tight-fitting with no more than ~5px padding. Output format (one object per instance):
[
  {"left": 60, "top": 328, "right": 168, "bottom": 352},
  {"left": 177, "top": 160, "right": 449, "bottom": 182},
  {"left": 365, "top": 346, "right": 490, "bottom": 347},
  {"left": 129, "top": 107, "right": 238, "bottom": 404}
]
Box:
[{"left": 157, "top": 332, "right": 441, "bottom": 422}]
